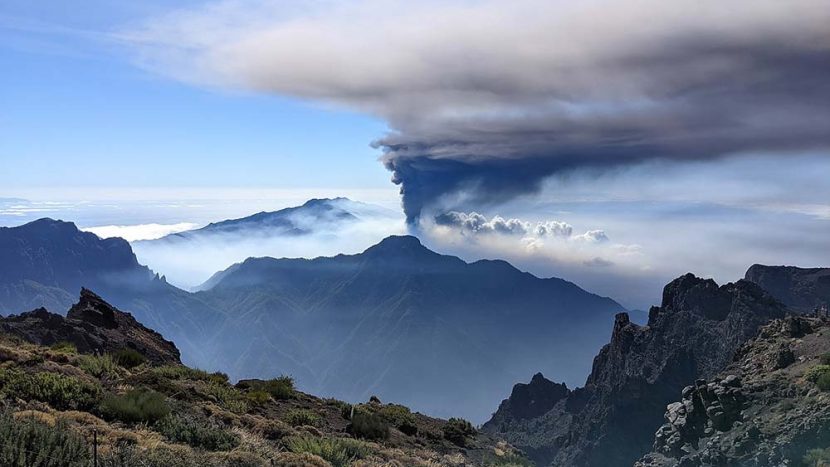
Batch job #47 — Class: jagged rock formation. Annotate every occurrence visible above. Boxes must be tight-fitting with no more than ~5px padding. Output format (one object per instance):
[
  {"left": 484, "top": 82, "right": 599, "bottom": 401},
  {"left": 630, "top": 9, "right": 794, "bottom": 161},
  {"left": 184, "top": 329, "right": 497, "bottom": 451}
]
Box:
[
  {"left": 638, "top": 316, "right": 830, "bottom": 466},
  {"left": 0, "top": 288, "right": 180, "bottom": 364},
  {"left": 745, "top": 264, "right": 830, "bottom": 313},
  {"left": 483, "top": 273, "right": 787, "bottom": 466}
]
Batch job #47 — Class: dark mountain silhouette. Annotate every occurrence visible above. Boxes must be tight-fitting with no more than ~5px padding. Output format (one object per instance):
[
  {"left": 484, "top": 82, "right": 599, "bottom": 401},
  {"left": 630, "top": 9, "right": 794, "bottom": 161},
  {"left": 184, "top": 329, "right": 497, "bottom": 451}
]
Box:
[
  {"left": 483, "top": 272, "right": 787, "bottom": 466},
  {"left": 0, "top": 288, "right": 181, "bottom": 364},
  {"left": 0, "top": 218, "right": 623, "bottom": 422},
  {"left": 0, "top": 218, "right": 225, "bottom": 366},
  {"left": 745, "top": 264, "right": 830, "bottom": 313},
  {"left": 195, "top": 235, "right": 624, "bottom": 421}
]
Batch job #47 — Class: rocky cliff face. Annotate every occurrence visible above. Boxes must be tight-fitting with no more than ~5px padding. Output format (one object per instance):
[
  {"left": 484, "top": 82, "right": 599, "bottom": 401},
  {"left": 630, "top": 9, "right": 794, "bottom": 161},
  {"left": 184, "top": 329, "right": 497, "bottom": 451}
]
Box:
[
  {"left": 483, "top": 273, "right": 787, "bottom": 466},
  {"left": 638, "top": 315, "right": 830, "bottom": 466},
  {"left": 0, "top": 288, "right": 180, "bottom": 364},
  {"left": 745, "top": 264, "right": 830, "bottom": 313}
]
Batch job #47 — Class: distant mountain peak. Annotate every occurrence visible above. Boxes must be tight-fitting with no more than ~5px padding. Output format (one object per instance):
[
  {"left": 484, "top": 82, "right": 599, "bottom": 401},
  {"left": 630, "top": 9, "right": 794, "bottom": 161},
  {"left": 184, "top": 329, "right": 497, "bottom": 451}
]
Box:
[
  {"left": 302, "top": 197, "right": 349, "bottom": 206},
  {"left": 362, "top": 235, "right": 434, "bottom": 258}
]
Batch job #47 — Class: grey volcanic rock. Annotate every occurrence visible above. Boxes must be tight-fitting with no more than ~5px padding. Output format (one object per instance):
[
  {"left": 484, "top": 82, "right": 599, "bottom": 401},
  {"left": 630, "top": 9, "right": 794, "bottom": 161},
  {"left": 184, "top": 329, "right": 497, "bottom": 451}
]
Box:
[
  {"left": 638, "top": 316, "right": 830, "bottom": 466},
  {"left": 745, "top": 264, "right": 830, "bottom": 313},
  {"left": 0, "top": 288, "right": 181, "bottom": 364},
  {"left": 484, "top": 273, "right": 787, "bottom": 466},
  {"left": 490, "top": 373, "right": 569, "bottom": 422}
]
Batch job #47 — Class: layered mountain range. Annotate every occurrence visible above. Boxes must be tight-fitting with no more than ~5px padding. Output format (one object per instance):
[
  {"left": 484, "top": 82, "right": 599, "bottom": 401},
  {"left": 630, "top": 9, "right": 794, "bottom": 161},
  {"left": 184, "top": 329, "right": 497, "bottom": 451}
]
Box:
[
  {"left": 483, "top": 266, "right": 830, "bottom": 466},
  {"left": 0, "top": 215, "right": 623, "bottom": 422}
]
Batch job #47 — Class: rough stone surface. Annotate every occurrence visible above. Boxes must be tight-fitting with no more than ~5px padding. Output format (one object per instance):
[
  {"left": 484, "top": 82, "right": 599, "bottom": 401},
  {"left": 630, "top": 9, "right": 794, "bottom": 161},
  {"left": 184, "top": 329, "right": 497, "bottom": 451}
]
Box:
[
  {"left": 637, "top": 316, "right": 830, "bottom": 466},
  {"left": 483, "top": 273, "right": 787, "bottom": 467},
  {"left": 0, "top": 288, "right": 180, "bottom": 364},
  {"left": 745, "top": 264, "right": 830, "bottom": 314}
]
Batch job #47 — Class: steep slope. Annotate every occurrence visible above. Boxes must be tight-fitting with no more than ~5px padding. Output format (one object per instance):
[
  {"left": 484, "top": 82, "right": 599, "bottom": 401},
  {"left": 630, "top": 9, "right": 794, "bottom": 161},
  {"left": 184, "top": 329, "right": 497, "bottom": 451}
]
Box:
[
  {"left": 197, "top": 235, "right": 624, "bottom": 422},
  {"left": 745, "top": 264, "right": 830, "bottom": 313},
  {"left": 0, "top": 218, "right": 224, "bottom": 366},
  {"left": 0, "top": 288, "right": 180, "bottom": 364},
  {"left": 0, "top": 292, "right": 526, "bottom": 467},
  {"left": 483, "top": 273, "right": 787, "bottom": 466},
  {"left": 638, "top": 315, "right": 830, "bottom": 466}
]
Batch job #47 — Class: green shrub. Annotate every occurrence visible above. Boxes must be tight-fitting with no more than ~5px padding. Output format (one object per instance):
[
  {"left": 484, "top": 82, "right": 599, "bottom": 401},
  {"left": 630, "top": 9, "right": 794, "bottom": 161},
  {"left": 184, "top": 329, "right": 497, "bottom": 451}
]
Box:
[
  {"left": 114, "top": 348, "right": 147, "bottom": 369},
  {"left": 817, "top": 373, "right": 830, "bottom": 391},
  {"left": 155, "top": 415, "right": 239, "bottom": 451},
  {"left": 806, "top": 365, "right": 830, "bottom": 384},
  {"left": 50, "top": 341, "right": 78, "bottom": 354},
  {"left": 820, "top": 353, "right": 830, "bottom": 366},
  {"left": 78, "top": 354, "right": 120, "bottom": 379},
  {"left": 0, "top": 411, "right": 90, "bottom": 467},
  {"left": 149, "top": 365, "right": 224, "bottom": 383},
  {"left": 483, "top": 451, "right": 535, "bottom": 466},
  {"left": 100, "top": 388, "right": 170, "bottom": 423},
  {"left": 340, "top": 402, "right": 354, "bottom": 420},
  {"left": 378, "top": 404, "right": 417, "bottom": 435},
  {"left": 349, "top": 409, "right": 389, "bottom": 440},
  {"left": 804, "top": 447, "right": 830, "bottom": 466},
  {"left": 0, "top": 368, "right": 100, "bottom": 410},
  {"left": 240, "top": 376, "right": 294, "bottom": 400},
  {"left": 201, "top": 381, "right": 247, "bottom": 413},
  {"left": 443, "top": 417, "right": 477, "bottom": 446},
  {"left": 285, "top": 436, "right": 371, "bottom": 467},
  {"left": 285, "top": 408, "right": 322, "bottom": 427},
  {"left": 245, "top": 390, "right": 271, "bottom": 406}
]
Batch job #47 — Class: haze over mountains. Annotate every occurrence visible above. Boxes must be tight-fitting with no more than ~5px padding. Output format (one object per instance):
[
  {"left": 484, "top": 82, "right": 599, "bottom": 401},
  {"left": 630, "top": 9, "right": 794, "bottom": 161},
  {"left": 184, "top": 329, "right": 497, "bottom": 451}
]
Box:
[
  {"left": 0, "top": 212, "right": 623, "bottom": 422},
  {"left": 131, "top": 197, "right": 405, "bottom": 288}
]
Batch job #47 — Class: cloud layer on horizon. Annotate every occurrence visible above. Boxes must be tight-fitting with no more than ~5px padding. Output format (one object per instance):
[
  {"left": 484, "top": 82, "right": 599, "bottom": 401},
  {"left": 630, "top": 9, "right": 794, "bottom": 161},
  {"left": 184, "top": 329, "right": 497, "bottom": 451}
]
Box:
[{"left": 125, "top": 0, "right": 830, "bottom": 221}]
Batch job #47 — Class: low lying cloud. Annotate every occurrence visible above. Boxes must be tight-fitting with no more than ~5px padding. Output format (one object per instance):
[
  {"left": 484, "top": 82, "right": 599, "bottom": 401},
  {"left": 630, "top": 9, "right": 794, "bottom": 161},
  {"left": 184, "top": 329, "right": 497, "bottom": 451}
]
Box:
[
  {"left": 84, "top": 222, "right": 199, "bottom": 242},
  {"left": 433, "top": 211, "right": 607, "bottom": 243}
]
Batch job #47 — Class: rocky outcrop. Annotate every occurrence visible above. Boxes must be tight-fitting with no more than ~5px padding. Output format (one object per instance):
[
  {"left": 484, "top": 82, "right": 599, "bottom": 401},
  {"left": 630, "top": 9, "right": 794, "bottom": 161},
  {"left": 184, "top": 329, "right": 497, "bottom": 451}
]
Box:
[
  {"left": 486, "top": 373, "right": 569, "bottom": 425},
  {"left": 0, "top": 288, "right": 180, "bottom": 364},
  {"left": 483, "top": 273, "right": 787, "bottom": 466},
  {"left": 745, "top": 264, "right": 830, "bottom": 313},
  {"left": 638, "top": 316, "right": 830, "bottom": 466}
]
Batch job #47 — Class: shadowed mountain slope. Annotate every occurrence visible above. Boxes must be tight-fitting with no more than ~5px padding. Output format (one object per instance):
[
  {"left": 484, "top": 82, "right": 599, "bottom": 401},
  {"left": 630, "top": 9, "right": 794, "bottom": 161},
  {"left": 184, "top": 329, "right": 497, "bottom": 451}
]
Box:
[
  {"left": 483, "top": 273, "right": 787, "bottom": 466},
  {"left": 196, "top": 235, "right": 624, "bottom": 422},
  {"left": 0, "top": 218, "right": 623, "bottom": 422}
]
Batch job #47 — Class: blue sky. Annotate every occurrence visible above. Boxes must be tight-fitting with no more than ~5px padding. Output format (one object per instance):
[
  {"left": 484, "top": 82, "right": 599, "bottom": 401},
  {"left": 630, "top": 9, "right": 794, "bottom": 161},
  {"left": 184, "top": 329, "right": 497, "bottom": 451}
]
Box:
[
  {"left": 1, "top": 0, "right": 828, "bottom": 309},
  {"left": 0, "top": 0, "right": 390, "bottom": 193}
]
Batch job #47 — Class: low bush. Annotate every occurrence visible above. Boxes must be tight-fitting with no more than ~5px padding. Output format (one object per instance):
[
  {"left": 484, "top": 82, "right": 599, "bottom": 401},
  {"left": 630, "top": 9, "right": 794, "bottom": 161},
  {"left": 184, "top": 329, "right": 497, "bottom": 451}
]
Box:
[
  {"left": 201, "top": 381, "right": 248, "bottom": 414},
  {"left": 285, "top": 436, "right": 371, "bottom": 467},
  {"left": 100, "top": 388, "right": 170, "bottom": 423},
  {"left": 114, "top": 348, "right": 147, "bottom": 369},
  {"left": 806, "top": 365, "right": 830, "bottom": 386},
  {"left": 804, "top": 447, "right": 830, "bottom": 466},
  {"left": 50, "top": 341, "right": 78, "bottom": 354},
  {"left": 0, "top": 368, "right": 100, "bottom": 410},
  {"left": 443, "top": 417, "right": 477, "bottom": 446},
  {"left": 285, "top": 408, "right": 322, "bottom": 427},
  {"left": 240, "top": 376, "right": 294, "bottom": 400},
  {"left": 0, "top": 411, "right": 89, "bottom": 467},
  {"left": 483, "top": 452, "right": 535, "bottom": 466},
  {"left": 78, "top": 354, "right": 120, "bottom": 379},
  {"left": 149, "top": 365, "right": 225, "bottom": 383},
  {"left": 378, "top": 404, "right": 417, "bottom": 435},
  {"left": 245, "top": 390, "right": 271, "bottom": 406},
  {"left": 349, "top": 409, "right": 390, "bottom": 440},
  {"left": 155, "top": 415, "right": 239, "bottom": 451}
]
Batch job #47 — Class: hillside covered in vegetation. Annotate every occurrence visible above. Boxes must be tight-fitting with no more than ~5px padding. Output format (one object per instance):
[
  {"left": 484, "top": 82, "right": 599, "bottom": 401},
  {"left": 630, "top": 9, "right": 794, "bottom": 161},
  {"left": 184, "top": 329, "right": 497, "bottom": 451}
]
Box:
[{"left": 0, "top": 290, "right": 528, "bottom": 466}]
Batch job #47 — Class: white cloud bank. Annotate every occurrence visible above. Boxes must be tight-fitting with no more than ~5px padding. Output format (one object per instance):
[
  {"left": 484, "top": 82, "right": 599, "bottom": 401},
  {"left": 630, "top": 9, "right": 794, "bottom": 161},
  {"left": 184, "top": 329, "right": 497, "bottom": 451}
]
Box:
[{"left": 83, "top": 223, "right": 199, "bottom": 241}]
